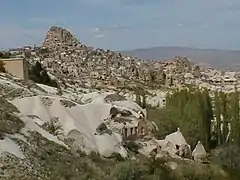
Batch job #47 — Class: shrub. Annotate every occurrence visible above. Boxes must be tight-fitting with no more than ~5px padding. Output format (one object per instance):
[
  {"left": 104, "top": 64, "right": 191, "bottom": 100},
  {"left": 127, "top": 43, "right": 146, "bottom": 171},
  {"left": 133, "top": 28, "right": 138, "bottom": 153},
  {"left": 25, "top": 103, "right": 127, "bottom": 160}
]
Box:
[
  {"left": 104, "top": 93, "right": 126, "bottom": 103},
  {"left": 41, "top": 117, "right": 63, "bottom": 136},
  {"left": 176, "top": 163, "right": 227, "bottom": 180},
  {"left": 29, "top": 61, "right": 58, "bottom": 88},
  {"left": 212, "top": 143, "right": 240, "bottom": 179},
  {"left": 0, "top": 97, "right": 24, "bottom": 139},
  {"left": 60, "top": 99, "right": 76, "bottom": 108},
  {"left": 122, "top": 140, "right": 142, "bottom": 154},
  {"left": 0, "top": 60, "right": 6, "bottom": 73},
  {"left": 0, "top": 105, "right": 24, "bottom": 139},
  {"left": 0, "top": 97, "right": 20, "bottom": 113},
  {"left": 109, "top": 157, "right": 177, "bottom": 180},
  {"left": 111, "top": 161, "right": 147, "bottom": 180},
  {"left": 0, "top": 52, "right": 11, "bottom": 58}
]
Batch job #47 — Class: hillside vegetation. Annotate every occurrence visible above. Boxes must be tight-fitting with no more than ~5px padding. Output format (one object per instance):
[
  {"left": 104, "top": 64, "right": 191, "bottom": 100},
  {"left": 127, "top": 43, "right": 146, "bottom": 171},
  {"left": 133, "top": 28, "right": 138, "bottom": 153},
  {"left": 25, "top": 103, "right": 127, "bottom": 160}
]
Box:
[
  {"left": 147, "top": 88, "right": 240, "bottom": 179},
  {"left": 0, "top": 75, "right": 231, "bottom": 180}
]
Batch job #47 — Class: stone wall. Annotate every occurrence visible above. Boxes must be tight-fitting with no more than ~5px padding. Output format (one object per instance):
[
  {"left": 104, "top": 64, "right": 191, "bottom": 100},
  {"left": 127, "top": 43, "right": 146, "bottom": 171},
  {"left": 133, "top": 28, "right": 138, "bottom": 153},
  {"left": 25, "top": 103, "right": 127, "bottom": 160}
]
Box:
[
  {"left": 1, "top": 58, "right": 29, "bottom": 80},
  {"left": 122, "top": 119, "right": 153, "bottom": 140}
]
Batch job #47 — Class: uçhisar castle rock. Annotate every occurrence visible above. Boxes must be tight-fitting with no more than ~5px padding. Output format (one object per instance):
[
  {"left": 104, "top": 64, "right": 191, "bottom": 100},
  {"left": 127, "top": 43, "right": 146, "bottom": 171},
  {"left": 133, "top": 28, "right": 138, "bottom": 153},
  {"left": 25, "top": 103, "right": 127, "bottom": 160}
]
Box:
[{"left": 43, "top": 26, "right": 85, "bottom": 52}]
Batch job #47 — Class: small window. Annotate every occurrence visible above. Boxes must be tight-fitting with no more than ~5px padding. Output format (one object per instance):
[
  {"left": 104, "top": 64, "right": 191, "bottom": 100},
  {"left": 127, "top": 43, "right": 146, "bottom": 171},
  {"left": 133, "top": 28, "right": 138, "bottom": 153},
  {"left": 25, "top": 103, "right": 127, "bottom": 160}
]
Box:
[
  {"left": 130, "top": 127, "right": 133, "bottom": 135},
  {"left": 176, "top": 145, "right": 180, "bottom": 150},
  {"left": 135, "top": 127, "right": 138, "bottom": 135},
  {"left": 124, "top": 128, "right": 128, "bottom": 137},
  {"left": 141, "top": 127, "right": 144, "bottom": 135}
]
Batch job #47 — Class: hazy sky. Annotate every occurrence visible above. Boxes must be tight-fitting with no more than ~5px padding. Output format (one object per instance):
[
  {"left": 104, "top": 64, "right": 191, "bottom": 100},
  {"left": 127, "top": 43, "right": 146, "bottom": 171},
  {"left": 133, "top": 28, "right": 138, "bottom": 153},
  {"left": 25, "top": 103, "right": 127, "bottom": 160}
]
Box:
[{"left": 1, "top": 0, "right": 240, "bottom": 50}]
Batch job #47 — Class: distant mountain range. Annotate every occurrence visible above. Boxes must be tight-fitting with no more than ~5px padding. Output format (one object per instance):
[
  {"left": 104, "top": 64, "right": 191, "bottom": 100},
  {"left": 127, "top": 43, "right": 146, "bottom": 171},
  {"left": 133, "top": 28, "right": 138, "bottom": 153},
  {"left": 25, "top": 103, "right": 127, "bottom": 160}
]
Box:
[{"left": 120, "top": 47, "right": 240, "bottom": 70}]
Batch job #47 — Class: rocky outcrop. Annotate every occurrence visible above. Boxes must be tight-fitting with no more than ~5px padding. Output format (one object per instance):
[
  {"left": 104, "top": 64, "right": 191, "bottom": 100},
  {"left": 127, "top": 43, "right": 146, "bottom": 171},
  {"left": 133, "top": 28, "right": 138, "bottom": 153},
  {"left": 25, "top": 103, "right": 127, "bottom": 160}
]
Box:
[
  {"left": 192, "top": 141, "right": 207, "bottom": 163},
  {"left": 16, "top": 26, "right": 239, "bottom": 94},
  {"left": 179, "top": 144, "right": 192, "bottom": 158},
  {"left": 1, "top": 25, "right": 240, "bottom": 94},
  {"left": 43, "top": 26, "right": 84, "bottom": 52},
  {"left": 155, "top": 128, "right": 192, "bottom": 159},
  {"left": 96, "top": 123, "right": 112, "bottom": 135}
]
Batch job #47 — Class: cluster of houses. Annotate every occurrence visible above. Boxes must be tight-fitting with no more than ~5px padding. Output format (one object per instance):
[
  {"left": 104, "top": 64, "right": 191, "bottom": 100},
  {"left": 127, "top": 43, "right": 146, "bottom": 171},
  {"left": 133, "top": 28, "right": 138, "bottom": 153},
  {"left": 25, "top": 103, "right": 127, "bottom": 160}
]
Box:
[{"left": 0, "top": 26, "right": 240, "bottom": 94}]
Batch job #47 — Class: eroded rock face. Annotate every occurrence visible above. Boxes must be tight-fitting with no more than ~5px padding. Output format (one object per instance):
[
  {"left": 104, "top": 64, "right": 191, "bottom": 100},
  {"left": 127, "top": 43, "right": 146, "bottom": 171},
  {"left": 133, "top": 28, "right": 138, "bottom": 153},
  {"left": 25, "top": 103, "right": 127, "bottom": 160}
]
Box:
[
  {"left": 8, "top": 85, "right": 158, "bottom": 158},
  {"left": 192, "top": 65, "right": 201, "bottom": 78},
  {"left": 43, "top": 26, "right": 82, "bottom": 52},
  {"left": 153, "top": 128, "right": 194, "bottom": 159},
  {"left": 192, "top": 141, "right": 207, "bottom": 163},
  {"left": 96, "top": 123, "right": 112, "bottom": 135},
  {"left": 178, "top": 144, "right": 192, "bottom": 158}
]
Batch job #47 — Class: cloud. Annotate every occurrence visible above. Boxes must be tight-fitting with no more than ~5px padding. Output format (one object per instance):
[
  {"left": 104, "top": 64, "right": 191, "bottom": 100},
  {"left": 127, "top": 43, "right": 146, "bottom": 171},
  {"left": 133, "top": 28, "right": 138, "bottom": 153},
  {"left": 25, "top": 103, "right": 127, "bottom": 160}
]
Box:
[
  {"left": 91, "top": 27, "right": 106, "bottom": 39},
  {"left": 119, "top": 0, "right": 162, "bottom": 8},
  {"left": 90, "top": 24, "right": 130, "bottom": 41},
  {"left": 202, "top": 24, "right": 210, "bottom": 28},
  {"left": 94, "top": 27, "right": 100, "bottom": 32},
  {"left": 77, "top": 0, "right": 163, "bottom": 12},
  {"left": 177, "top": 23, "right": 184, "bottom": 28},
  {"left": 213, "top": 0, "right": 240, "bottom": 11},
  {"left": 93, "top": 25, "right": 130, "bottom": 33},
  {"left": 94, "top": 33, "right": 106, "bottom": 39},
  {"left": 27, "top": 17, "right": 63, "bottom": 24},
  {"left": 227, "top": 5, "right": 240, "bottom": 11},
  {"left": 78, "top": 0, "right": 161, "bottom": 7}
]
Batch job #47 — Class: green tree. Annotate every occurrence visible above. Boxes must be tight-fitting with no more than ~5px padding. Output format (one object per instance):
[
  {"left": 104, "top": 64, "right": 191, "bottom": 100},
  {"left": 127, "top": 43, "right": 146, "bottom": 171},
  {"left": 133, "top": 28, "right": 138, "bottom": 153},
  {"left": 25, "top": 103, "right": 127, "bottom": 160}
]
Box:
[
  {"left": 29, "top": 61, "right": 58, "bottom": 88},
  {"left": 229, "top": 88, "right": 240, "bottom": 144},
  {"left": 0, "top": 52, "right": 11, "bottom": 58},
  {"left": 163, "top": 88, "right": 213, "bottom": 148},
  {"left": 198, "top": 89, "right": 213, "bottom": 150},
  {"left": 219, "top": 91, "right": 229, "bottom": 143},
  {"left": 214, "top": 91, "right": 222, "bottom": 145},
  {"left": 135, "top": 92, "right": 141, "bottom": 107},
  {"left": 142, "top": 92, "right": 146, "bottom": 109}
]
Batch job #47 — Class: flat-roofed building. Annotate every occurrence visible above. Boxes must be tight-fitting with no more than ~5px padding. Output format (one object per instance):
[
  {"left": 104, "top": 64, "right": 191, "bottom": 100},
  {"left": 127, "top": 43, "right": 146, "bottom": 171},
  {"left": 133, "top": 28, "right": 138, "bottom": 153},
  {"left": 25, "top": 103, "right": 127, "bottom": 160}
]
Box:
[{"left": 0, "top": 58, "right": 29, "bottom": 80}]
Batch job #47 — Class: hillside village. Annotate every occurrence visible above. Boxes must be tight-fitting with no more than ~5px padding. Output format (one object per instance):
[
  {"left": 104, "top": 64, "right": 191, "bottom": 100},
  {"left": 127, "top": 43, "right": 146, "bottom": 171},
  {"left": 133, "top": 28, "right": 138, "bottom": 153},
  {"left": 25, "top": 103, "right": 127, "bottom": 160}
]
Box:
[
  {"left": 1, "top": 26, "right": 240, "bottom": 94},
  {"left": 0, "top": 26, "right": 240, "bottom": 179}
]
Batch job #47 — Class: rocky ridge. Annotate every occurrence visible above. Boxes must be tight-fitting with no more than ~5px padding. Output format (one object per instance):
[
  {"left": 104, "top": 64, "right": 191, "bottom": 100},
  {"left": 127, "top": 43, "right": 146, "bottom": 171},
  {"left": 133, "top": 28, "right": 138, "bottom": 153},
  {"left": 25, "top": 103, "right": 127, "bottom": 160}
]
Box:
[{"left": 33, "top": 27, "right": 240, "bottom": 94}]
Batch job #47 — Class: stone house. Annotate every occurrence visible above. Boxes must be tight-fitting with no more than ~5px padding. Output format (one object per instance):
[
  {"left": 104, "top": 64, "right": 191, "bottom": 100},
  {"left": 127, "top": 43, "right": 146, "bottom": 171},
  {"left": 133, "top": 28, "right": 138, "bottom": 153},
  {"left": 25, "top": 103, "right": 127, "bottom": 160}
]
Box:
[
  {"left": 0, "top": 58, "right": 29, "bottom": 80},
  {"left": 137, "top": 120, "right": 152, "bottom": 137},
  {"left": 122, "top": 119, "right": 153, "bottom": 140},
  {"left": 223, "top": 72, "right": 237, "bottom": 84}
]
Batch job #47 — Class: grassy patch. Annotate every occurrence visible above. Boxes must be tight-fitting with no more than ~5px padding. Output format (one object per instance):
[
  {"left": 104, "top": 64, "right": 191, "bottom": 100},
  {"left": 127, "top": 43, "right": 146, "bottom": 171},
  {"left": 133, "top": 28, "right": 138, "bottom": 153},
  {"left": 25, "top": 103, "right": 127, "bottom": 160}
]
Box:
[
  {"left": 2, "top": 130, "right": 228, "bottom": 180},
  {"left": 104, "top": 93, "right": 127, "bottom": 102},
  {"left": 0, "top": 97, "right": 24, "bottom": 139},
  {"left": 0, "top": 97, "right": 19, "bottom": 113}
]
